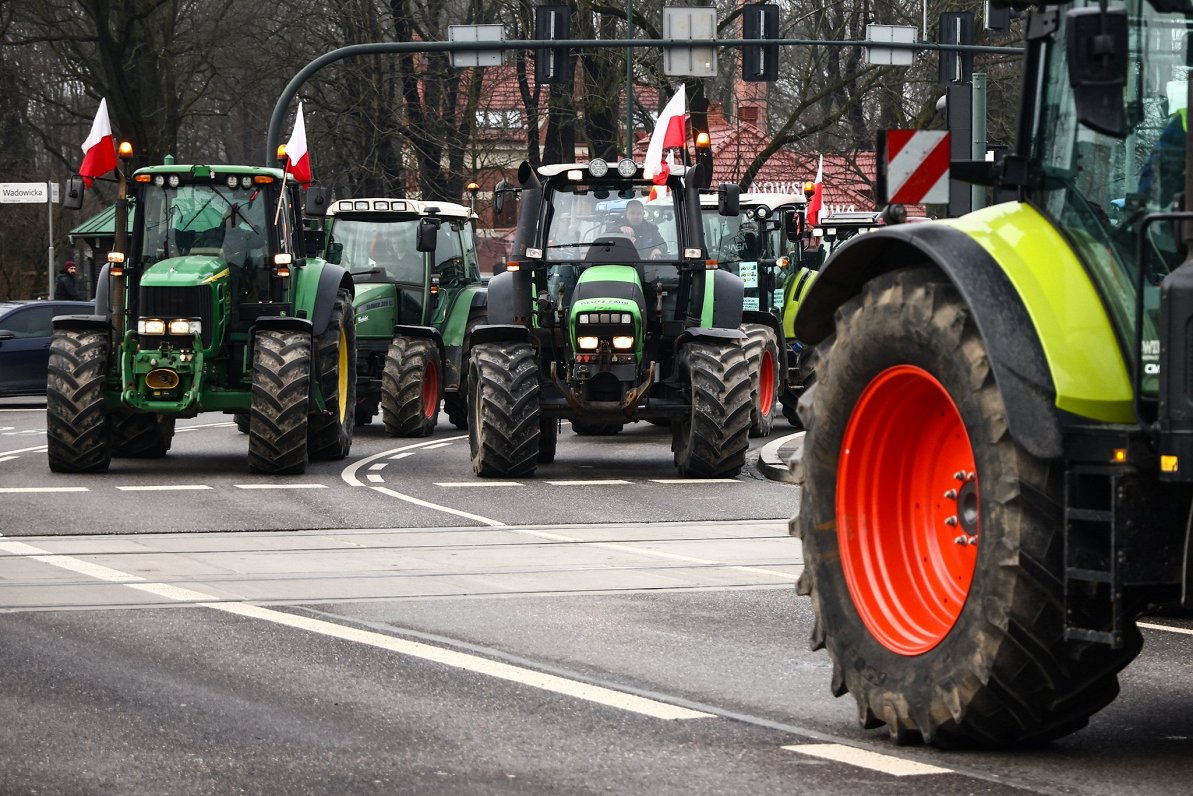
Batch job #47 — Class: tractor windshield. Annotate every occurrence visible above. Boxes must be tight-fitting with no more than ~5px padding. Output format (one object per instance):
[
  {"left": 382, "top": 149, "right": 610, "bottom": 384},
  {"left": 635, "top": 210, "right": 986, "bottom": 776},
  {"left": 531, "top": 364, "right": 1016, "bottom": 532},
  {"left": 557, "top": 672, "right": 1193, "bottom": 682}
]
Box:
[
  {"left": 544, "top": 183, "right": 680, "bottom": 263},
  {"left": 1031, "top": 0, "right": 1193, "bottom": 385},
  {"left": 138, "top": 182, "right": 267, "bottom": 266},
  {"left": 331, "top": 217, "right": 424, "bottom": 284}
]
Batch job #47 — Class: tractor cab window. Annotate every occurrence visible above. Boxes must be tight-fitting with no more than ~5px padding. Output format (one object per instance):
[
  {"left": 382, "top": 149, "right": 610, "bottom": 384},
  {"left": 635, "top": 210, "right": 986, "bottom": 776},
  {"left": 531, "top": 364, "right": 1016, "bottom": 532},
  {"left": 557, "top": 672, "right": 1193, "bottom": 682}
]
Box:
[
  {"left": 544, "top": 183, "right": 680, "bottom": 263},
  {"left": 434, "top": 220, "right": 467, "bottom": 284},
  {"left": 1031, "top": 0, "right": 1192, "bottom": 387},
  {"left": 139, "top": 181, "right": 268, "bottom": 267},
  {"left": 460, "top": 221, "right": 481, "bottom": 282},
  {"left": 333, "top": 217, "right": 423, "bottom": 284}
]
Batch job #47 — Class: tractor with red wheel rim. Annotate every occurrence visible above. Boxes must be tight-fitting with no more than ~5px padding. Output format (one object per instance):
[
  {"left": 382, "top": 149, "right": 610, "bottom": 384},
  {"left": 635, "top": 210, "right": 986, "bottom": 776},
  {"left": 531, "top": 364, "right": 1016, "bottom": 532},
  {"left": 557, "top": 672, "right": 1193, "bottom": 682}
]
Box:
[{"left": 792, "top": 0, "right": 1193, "bottom": 747}]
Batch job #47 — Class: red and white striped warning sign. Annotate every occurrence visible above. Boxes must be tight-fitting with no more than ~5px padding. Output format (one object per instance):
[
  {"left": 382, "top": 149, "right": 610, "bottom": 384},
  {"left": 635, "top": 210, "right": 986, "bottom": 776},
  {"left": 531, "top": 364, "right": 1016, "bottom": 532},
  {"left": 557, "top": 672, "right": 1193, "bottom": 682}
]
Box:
[{"left": 885, "top": 130, "right": 950, "bottom": 204}]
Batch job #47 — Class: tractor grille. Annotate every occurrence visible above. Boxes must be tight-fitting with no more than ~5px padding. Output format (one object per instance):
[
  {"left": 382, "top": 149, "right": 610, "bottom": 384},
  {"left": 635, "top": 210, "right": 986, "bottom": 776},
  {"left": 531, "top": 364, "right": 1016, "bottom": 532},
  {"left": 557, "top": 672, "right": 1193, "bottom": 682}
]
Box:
[{"left": 139, "top": 285, "right": 215, "bottom": 348}]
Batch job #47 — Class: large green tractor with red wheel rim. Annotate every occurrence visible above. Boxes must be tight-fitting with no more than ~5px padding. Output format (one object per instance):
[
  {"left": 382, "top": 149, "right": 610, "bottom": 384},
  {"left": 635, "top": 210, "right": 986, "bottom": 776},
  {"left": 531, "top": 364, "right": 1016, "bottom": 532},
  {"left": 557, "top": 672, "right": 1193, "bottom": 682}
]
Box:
[
  {"left": 320, "top": 198, "right": 486, "bottom": 435},
  {"left": 50, "top": 155, "right": 354, "bottom": 475},
  {"left": 792, "top": 0, "right": 1193, "bottom": 747}
]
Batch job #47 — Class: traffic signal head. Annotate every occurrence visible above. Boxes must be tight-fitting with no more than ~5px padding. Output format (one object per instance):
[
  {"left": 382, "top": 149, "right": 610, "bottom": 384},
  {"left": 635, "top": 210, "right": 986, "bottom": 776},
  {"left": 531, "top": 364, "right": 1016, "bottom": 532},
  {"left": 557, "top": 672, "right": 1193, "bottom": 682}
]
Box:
[
  {"left": 742, "top": 4, "right": 780, "bottom": 82},
  {"left": 535, "top": 5, "right": 571, "bottom": 86}
]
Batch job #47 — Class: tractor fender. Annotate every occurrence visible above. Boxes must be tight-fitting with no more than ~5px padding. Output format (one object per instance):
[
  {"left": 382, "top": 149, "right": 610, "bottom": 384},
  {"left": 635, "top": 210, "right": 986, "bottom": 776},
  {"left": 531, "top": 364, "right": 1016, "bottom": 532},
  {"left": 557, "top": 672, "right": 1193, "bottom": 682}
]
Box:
[
  {"left": 485, "top": 269, "right": 532, "bottom": 326},
  {"left": 252, "top": 316, "right": 313, "bottom": 335},
  {"left": 792, "top": 220, "right": 1063, "bottom": 459},
  {"left": 470, "top": 289, "right": 488, "bottom": 309},
  {"left": 300, "top": 261, "right": 353, "bottom": 337},
  {"left": 691, "top": 268, "right": 745, "bottom": 329},
  {"left": 93, "top": 264, "right": 112, "bottom": 318},
  {"left": 469, "top": 324, "right": 535, "bottom": 348},
  {"left": 741, "top": 309, "right": 789, "bottom": 385},
  {"left": 52, "top": 315, "right": 112, "bottom": 334},
  {"left": 674, "top": 326, "right": 747, "bottom": 355},
  {"left": 393, "top": 324, "right": 447, "bottom": 364}
]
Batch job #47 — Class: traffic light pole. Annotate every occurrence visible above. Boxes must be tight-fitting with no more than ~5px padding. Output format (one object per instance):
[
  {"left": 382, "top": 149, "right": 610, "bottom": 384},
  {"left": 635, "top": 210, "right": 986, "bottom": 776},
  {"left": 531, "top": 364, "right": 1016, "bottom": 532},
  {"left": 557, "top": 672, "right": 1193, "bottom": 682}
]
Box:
[{"left": 266, "top": 37, "right": 1022, "bottom": 165}]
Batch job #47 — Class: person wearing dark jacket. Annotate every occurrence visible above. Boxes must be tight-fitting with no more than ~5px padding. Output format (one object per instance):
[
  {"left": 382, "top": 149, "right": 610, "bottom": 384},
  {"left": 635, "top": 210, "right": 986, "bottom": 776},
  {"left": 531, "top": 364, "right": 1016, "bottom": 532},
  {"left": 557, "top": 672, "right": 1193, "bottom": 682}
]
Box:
[{"left": 55, "top": 261, "right": 83, "bottom": 301}]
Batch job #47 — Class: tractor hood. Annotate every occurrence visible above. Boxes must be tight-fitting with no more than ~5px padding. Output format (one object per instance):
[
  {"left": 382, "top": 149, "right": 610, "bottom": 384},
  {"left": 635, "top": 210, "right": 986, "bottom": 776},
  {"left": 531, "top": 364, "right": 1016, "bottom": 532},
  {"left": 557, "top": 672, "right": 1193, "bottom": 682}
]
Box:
[
  {"left": 139, "top": 255, "right": 229, "bottom": 288},
  {"left": 569, "top": 264, "right": 646, "bottom": 356}
]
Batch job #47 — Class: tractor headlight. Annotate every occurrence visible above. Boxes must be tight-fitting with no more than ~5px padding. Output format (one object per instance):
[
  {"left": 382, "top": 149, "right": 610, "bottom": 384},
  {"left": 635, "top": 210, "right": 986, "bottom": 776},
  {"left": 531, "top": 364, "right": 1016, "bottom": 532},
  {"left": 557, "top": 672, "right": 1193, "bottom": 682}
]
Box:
[
  {"left": 612, "top": 335, "right": 635, "bottom": 350},
  {"left": 577, "top": 336, "right": 600, "bottom": 350},
  {"left": 138, "top": 319, "right": 166, "bottom": 335},
  {"left": 168, "top": 319, "right": 201, "bottom": 336}
]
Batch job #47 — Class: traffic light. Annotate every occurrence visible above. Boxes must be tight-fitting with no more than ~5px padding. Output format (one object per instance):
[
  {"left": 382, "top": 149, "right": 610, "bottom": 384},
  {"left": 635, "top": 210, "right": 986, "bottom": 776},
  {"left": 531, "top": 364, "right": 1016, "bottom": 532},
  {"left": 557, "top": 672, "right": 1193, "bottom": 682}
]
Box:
[
  {"left": 535, "top": 5, "right": 571, "bottom": 86},
  {"left": 742, "top": 4, "right": 779, "bottom": 82}
]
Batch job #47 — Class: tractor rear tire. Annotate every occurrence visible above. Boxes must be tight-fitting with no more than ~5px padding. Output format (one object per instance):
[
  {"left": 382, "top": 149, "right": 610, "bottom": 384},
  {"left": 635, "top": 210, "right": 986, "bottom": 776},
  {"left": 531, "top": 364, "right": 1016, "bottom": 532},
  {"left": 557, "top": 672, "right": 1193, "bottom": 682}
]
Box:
[
  {"left": 671, "top": 342, "right": 751, "bottom": 477},
  {"left": 307, "top": 290, "right": 357, "bottom": 459},
  {"left": 382, "top": 336, "right": 440, "bottom": 437},
  {"left": 793, "top": 266, "right": 1141, "bottom": 747},
  {"left": 248, "top": 329, "right": 311, "bottom": 474},
  {"left": 110, "top": 412, "right": 175, "bottom": 457},
  {"left": 468, "top": 342, "right": 540, "bottom": 477},
  {"left": 234, "top": 413, "right": 250, "bottom": 434},
  {"left": 46, "top": 327, "right": 112, "bottom": 473},
  {"left": 743, "top": 323, "right": 779, "bottom": 437},
  {"left": 445, "top": 311, "right": 486, "bottom": 430}
]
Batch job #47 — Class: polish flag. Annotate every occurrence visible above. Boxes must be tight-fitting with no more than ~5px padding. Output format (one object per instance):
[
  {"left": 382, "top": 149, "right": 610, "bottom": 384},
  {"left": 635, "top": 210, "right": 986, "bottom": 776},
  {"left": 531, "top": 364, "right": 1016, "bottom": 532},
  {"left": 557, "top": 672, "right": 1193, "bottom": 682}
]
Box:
[
  {"left": 644, "top": 85, "right": 687, "bottom": 185},
  {"left": 285, "top": 102, "right": 312, "bottom": 185},
  {"left": 79, "top": 99, "right": 117, "bottom": 188},
  {"left": 806, "top": 155, "right": 824, "bottom": 227}
]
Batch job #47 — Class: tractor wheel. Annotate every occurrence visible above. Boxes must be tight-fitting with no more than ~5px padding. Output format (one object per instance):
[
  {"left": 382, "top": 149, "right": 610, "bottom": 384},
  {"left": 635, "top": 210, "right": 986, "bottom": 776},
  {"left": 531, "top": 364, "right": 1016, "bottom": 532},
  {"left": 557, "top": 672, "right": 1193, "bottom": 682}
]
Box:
[
  {"left": 468, "top": 342, "right": 540, "bottom": 477},
  {"left": 445, "top": 311, "right": 486, "bottom": 430},
  {"left": 671, "top": 342, "right": 751, "bottom": 477},
  {"left": 234, "top": 413, "right": 250, "bottom": 434},
  {"left": 381, "top": 336, "right": 441, "bottom": 437},
  {"left": 793, "top": 267, "right": 1141, "bottom": 747},
  {"left": 46, "top": 327, "right": 112, "bottom": 473},
  {"left": 110, "top": 412, "right": 175, "bottom": 457},
  {"left": 743, "top": 323, "right": 779, "bottom": 437},
  {"left": 571, "top": 421, "right": 623, "bottom": 436},
  {"left": 307, "top": 290, "right": 357, "bottom": 459},
  {"left": 538, "top": 416, "right": 558, "bottom": 464},
  {"left": 248, "top": 329, "right": 311, "bottom": 474}
]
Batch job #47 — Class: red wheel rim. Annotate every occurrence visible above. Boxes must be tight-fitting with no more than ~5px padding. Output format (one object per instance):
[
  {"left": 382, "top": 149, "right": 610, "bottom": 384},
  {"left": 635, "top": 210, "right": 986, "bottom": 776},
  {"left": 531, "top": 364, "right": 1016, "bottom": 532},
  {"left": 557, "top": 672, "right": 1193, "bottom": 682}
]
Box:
[
  {"left": 836, "top": 365, "right": 979, "bottom": 656},
  {"left": 422, "top": 359, "right": 439, "bottom": 419},
  {"left": 759, "top": 349, "right": 776, "bottom": 416}
]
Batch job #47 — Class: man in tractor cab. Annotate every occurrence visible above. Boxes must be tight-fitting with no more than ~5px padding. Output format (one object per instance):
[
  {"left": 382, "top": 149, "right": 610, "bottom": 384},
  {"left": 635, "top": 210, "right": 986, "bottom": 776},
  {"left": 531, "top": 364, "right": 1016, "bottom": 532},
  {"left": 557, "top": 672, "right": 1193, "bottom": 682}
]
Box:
[{"left": 613, "top": 199, "right": 666, "bottom": 259}]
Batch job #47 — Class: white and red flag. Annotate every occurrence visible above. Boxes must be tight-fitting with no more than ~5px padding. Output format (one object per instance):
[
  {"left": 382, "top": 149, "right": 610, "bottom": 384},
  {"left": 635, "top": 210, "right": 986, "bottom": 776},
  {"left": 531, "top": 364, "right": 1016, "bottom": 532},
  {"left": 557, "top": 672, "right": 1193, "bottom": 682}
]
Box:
[
  {"left": 79, "top": 98, "right": 117, "bottom": 187},
  {"left": 285, "top": 102, "right": 312, "bottom": 185},
  {"left": 643, "top": 85, "right": 687, "bottom": 185},
  {"left": 806, "top": 155, "right": 824, "bottom": 227}
]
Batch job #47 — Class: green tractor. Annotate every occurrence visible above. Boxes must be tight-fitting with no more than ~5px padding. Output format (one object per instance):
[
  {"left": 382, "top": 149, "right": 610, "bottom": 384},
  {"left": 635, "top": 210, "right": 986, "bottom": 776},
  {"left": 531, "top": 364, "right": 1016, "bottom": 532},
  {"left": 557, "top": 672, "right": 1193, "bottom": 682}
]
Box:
[
  {"left": 793, "top": 0, "right": 1193, "bottom": 747},
  {"left": 50, "top": 156, "right": 355, "bottom": 474},
  {"left": 469, "top": 158, "right": 751, "bottom": 477},
  {"left": 701, "top": 191, "right": 814, "bottom": 433},
  {"left": 322, "top": 198, "right": 486, "bottom": 434}
]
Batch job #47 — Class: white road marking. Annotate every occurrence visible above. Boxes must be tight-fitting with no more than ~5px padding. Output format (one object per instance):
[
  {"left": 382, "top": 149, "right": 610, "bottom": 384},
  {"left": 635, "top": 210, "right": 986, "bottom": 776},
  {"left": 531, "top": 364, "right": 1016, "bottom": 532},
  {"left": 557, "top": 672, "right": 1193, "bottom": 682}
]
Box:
[
  {"left": 340, "top": 435, "right": 467, "bottom": 486},
  {"left": 115, "top": 485, "right": 213, "bottom": 492},
  {"left": 370, "top": 486, "right": 506, "bottom": 527},
  {"left": 0, "top": 534, "right": 711, "bottom": 721},
  {"left": 232, "top": 484, "right": 328, "bottom": 490},
  {"left": 782, "top": 744, "right": 951, "bottom": 776},
  {"left": 389, "top": 451, "right": 415, "bottom": 460},
  {"left": 366, "top": 474, "right": 385, "bottom": 483},
  {"left": 650, "top": 479, "right": 740, "bottom": 484},
  {"left": 0, "top": 444, "right": 49, "bottom": 457},
  {"left": 434, "top": 481, "right": 522, "bottom": 487},
  {"left": 1, "top": 429, "right": 44, "bottom": 436},
  {"left": 0, "top": 486, "right": 89, "bottom": 494},
  {"left": 174, "top": 421, "right": 237, "bottom": 432},
  {"left": 545, "top": 480, "right": 632, "bottom": 486},
  {"left": 1140, "top": 621, "right": 1193, "bottom": 636},
  {"left": 0, "top": 456, "right": 18, "bottom": 464},
  {"left": 368, "top": 463, "right": 387, "bottom": 471},
  {"left": 421, "top": 442, "right": 454, "bottom": 450}
]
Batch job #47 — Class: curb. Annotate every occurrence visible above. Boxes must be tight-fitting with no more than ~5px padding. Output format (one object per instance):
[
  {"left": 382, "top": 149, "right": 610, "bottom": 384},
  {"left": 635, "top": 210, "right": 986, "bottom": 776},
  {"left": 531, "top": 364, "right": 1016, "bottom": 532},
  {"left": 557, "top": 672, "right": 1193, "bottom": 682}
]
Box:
[{"left": 756, "top": 431, "right": 803, "bottom": 484}]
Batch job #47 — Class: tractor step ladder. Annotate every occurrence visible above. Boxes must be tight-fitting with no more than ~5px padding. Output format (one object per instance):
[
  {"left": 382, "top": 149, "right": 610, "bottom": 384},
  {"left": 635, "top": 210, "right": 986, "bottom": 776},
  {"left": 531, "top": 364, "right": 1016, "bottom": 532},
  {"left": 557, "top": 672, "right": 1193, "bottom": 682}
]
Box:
[{"left": 1063, "top": 465, "right": 1129, "bottom": 648}]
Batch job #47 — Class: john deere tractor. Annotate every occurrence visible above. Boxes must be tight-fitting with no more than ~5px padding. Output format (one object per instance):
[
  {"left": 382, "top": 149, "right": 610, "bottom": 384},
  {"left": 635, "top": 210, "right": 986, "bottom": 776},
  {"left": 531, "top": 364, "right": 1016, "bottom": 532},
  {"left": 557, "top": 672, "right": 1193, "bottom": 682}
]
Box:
[
  {"left": 468, "top": 158, "right": 751, "bottom": 477},
  {"left": 49, "top": 156, "right": 355, "bottom": 474},
  {"left": 792, "top": 0, "right": 1193, "bottom": 747},
  {"left": 322, "top": 198, "right": 486, "bottom": 434}
]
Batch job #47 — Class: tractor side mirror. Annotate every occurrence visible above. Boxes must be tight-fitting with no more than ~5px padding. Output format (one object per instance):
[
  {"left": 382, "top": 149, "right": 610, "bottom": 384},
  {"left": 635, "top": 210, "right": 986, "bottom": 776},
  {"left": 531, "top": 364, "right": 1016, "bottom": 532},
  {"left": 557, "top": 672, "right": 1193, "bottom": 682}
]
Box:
[
  {"left": 417, "top": 218, "right": 439, "bottom": 253},
  {"left": 1066, "top": 6, "right": 1128, "bottom": 138},
  {"left": 304, "top": 185, "right": 331, "bottom": 217},
  {"left": 325, "top": 241, "right": 343, "bottom": 265},
  {"left": 783, "top": 210, "right": 803, "bottom": 242},
  {"left": 717, "top": 183, "right": 741, "bottom": 217},
  {"left": 63, "top": 176, "right": 85, "bottom": 210},
  {"left": 303, "top": 228, "right": 325, "bottom": 256},
  {"left": 494, "top": 179, "right": 507, "bottom": 214}
]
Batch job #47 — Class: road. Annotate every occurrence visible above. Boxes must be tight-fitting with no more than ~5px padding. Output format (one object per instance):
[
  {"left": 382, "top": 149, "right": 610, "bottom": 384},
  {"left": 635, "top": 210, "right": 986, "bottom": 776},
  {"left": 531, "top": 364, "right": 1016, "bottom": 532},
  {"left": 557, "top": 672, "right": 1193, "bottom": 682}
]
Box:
[{"left": 1, "top": 399, "right": 1191, "bottom": 794}]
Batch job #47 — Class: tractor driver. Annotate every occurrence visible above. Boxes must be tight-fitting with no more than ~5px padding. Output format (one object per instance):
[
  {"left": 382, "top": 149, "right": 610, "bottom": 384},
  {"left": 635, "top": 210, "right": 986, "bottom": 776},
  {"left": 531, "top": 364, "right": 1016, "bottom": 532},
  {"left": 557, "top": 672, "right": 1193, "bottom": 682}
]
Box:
[{"left": 614, "top": 199, "right": 666, "bottom": 259}]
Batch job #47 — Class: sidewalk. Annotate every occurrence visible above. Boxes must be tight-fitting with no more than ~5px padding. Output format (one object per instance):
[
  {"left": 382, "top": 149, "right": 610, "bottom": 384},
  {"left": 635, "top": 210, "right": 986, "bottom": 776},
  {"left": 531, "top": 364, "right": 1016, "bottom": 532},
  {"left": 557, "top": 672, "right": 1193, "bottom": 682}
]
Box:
[{"left": 755, "top": 430, "right": 803, "bottom": 484}]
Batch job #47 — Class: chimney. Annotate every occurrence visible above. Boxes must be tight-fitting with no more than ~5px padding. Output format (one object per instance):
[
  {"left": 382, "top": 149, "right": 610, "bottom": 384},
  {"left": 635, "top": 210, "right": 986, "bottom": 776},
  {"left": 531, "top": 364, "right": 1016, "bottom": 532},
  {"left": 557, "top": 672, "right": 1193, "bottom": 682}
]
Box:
[
  {"left": 707, "top": 101, "right": 725, "bottom": 126},
  {"left": 738, "top": 104, "right": 759, "bottom": 125}
]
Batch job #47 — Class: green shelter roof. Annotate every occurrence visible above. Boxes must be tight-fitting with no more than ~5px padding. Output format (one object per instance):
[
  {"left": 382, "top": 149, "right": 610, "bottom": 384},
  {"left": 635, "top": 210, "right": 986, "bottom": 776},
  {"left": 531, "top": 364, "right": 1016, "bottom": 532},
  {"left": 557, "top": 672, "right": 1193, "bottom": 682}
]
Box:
[{"left": 68, "top": 204, "right": 134, "bottom": 240}]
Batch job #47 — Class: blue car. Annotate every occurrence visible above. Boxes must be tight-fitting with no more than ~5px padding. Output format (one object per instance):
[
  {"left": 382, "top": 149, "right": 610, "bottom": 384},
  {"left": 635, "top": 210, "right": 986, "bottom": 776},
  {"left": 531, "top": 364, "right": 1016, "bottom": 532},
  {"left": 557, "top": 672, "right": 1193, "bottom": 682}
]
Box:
[{"left": 0, "top": 300, "right": 95, "bottom": 397}]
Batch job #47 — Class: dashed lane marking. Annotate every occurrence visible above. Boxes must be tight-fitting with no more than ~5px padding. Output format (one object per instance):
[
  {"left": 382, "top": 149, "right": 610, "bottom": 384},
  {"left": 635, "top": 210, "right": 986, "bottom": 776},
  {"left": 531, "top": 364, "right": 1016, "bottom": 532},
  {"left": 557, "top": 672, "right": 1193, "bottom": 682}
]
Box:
[
  {"left": 232, "top": 484, "right": 328, "bottom": 490},
  {"left": 782, "top": 744, "right": 950, "bottom": 776},
  {"left": 0, "top": 533, "right": 712, "bottom": 721},
  {"left": 545, "top": 480, "right": 632, "bottom": 486},
  {"left": 421, "top": 442, "right": 454, "bottom": 450},
  {"left": 650, "top": 478, "right": 741, "bottom": 484},
  {"left": 340, "top": 435, "right": 468, "bottom": 487},
  {"left": 370, "top": 486, "right": 506, "bottom": 527},
  {"left": 0, "top": 487, "right": 89, "bottom": 494},
  {"left": 368, "top": 463, "right": 387, "bottom": 471},
  {"left": 389, "top": 452, "right": 415, "bottom": 460},
  {"left": 0, "top": 456, "right": 17, "bottom": 464},
  {"left": 115, "top": 485, "right": 213, "bottom": 492},
  {"left": 366, "top": 474, "right": 385, "bottom": 483},
  {"left": 1140, "top": 621, "right": 1193, "bottom": 637},
  {"left": 434, "top": 481, "right": 522, "bottom": 487}
]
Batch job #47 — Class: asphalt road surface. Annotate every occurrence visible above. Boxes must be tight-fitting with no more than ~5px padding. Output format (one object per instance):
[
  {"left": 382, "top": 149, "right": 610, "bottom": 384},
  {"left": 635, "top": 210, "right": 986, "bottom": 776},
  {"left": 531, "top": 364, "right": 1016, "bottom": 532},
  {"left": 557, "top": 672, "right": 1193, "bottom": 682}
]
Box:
[{"left": 1, "top": 399, "right": 1191, "bottom": 795}]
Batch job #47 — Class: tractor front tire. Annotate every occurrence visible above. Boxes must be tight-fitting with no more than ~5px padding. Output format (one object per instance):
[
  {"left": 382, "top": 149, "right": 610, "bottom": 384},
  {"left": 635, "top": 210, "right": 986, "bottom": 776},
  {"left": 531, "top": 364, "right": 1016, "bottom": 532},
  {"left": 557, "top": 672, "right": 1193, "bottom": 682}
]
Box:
[
  {"left": 234, "top": 413, "right": 250, "bottom": 434},
  {"left": 444, "top": 311, "right": 486, "bottom": 430},
  {"left": 248, "top": 329, "right": 311, "bottom": 474},
  {"left": 538, "top": 416, "right": 558, "bottom": 464},
  {"left": 307, "top": 290, "right": 357, "bottom": 459},
  {"left": 671, "top": 342, "right": 751, "bottom": 477},
  {"left": 110, "top": 412, "right": 175, "bottom": 458},
  {"left": 47, "top": 328, "right": 112, "bottom": 473},
  {"left": 793, "top": 266, "right": 1141, "bottom": 747},
  {"left": 468, "top": 342, "right": 540, "bottom": 477},
  {"left": 743, "top": 323, "right": 779, "bottom": 437},
  {"left": 382, "top": 336, "right": 441, "bottom": 437}
]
